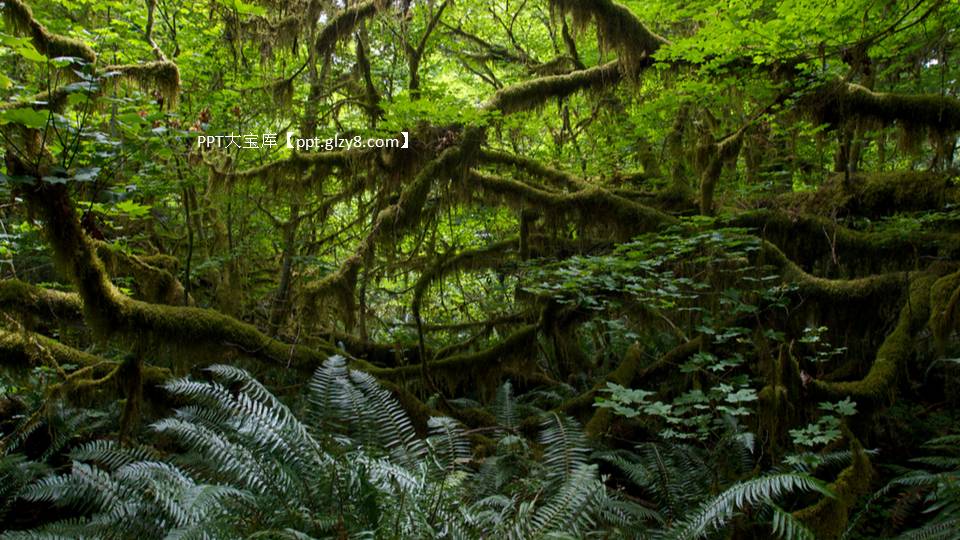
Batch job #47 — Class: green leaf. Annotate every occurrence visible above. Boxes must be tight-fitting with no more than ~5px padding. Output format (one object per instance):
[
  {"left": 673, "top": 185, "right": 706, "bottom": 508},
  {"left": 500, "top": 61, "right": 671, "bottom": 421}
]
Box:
[{"left": 0, "top": 108, "right": 49, "bottom": 129}]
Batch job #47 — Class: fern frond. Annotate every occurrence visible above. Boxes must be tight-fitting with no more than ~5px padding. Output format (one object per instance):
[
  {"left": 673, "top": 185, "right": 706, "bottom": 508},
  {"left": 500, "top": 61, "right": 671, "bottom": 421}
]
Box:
[
  {"left": 670, "top": 473, "right": 832, "bottom": 540},
  {"left": 491, "top": 381, "right": 517, "bottom": 431},
  {"left": 426, "top": 416, "right": 470, "bottom": 476},
  {"left": 539, "top": 413, "right": 589, "bottom": 485},
  {"left": 68, "top": 440, "right": 159, "bottom": 471},
  {"left": 897, "top": 516, "right": 960, "bottom": 540},
  {"left": 770, "top": 503, "right": 816, "bottom": 540}
]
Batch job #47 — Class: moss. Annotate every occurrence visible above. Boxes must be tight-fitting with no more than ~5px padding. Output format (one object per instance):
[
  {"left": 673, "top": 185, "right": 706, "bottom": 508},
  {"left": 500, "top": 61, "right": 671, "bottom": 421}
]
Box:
[
  {"left": 810, "top": 272, "right": 936, "bottom": 401},
  {"left": 21, "top": 181, "right": 336, "bottom": 372},
  {"left": 803, "top": 80, "right": 960, "bottom": 133},
  {"left": 2, "top": 0, "right": 97, "bottom": 64},
  {"left": 314, "top": 1, "right": 378, "bottom": 58},
  {"left": 484, "top": 61, "right": 622, "bottom": 114},
  {"left": 549, "top": 0, "right": 668, "bottom": 77},
  {"left": 0, "top": 328, "right": 170, "bottom": 387},
  {"left": 471, "top": 169, "right": 675, "bottom": 236},
  {"left": 102, "top": 61, "right": 181, "bottom": 108},
  {"left": 0, "top": 278, "right": 83, "bottom": 321},
  {"left": 793, "top": 438, "right": 874, "bottom": 539},
  {"left": 928, "top": 269, "right": 960, "bottom": 352}
]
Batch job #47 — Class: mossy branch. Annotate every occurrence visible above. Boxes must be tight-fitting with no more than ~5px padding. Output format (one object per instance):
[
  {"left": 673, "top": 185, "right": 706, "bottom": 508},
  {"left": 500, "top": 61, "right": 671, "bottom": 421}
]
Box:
[
  {"left": 1, "top": 0, "right": 97, "bottom": 63},
  {"left": 760, "top": 240, "right": 910, "bottom": 302},
  {"left": 0, "top": 278, "right": 83, "bottom": 321},
  {"left": 469, "top": 169, "right": 675, "bottom": 233},
  {"left": 303, "top": 133, "right": 483, "bottom": 324},
  {"left": 363, "top": 324, "right": 538, "bottom": 380},
  {"left": 0, "top": 328, "right": 169, "bottom": 387},
  {"left": 20, "top": 181, "right": 335, "bottom": 371},
  {"left": 315, "top": 1, "right": 379, "bottom": 58},
  {"left": 549, "top": 0, "right": 669, "bottom": 76},
  {"left": 412, "top": 238, "right": 520, "bottom": 316},
  {"left": 483, "top": 60, "right": 623, "bottom": 114},
  {"left": 809, "top": 271, "right": 936, "bottom": 401},
  {"left": 804, "top": 80, "right": 960, "bottom": 132},
  {"left": 209, "top": 150, "right": 357, "bottom": 188},
  {"left": 94, "top": 241, "right": 189, "bottom": 305}
]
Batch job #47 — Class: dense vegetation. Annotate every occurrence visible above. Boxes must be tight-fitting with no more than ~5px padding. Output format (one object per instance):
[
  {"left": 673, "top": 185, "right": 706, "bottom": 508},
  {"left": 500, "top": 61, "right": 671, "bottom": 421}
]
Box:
[{"left": 1, "top": 0, "right": 959, "bottom": 537}]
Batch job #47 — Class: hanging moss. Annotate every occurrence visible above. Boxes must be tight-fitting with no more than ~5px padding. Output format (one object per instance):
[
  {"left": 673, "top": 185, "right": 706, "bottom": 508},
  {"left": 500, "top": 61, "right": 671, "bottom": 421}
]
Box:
[
  {"left": 101, "top": 61, "right": 181, "bottom": 108},
  {"left": 548, "top": 0, "right": 668, "bottom": 77},
  {"left": 2, "top": 0, "right": 97, "bottom": 63}
]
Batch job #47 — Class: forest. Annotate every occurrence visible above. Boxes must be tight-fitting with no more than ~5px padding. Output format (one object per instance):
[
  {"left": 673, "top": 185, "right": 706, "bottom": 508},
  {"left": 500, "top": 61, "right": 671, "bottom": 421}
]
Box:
[{"left": 0, "top": 0, "right": 959, "bottom": 538}]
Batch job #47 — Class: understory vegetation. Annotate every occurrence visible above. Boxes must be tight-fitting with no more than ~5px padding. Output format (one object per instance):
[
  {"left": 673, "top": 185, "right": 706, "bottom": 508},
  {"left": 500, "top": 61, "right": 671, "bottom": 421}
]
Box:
[{"left": 1, "top": 0, "right": 959, "bottom": 538}]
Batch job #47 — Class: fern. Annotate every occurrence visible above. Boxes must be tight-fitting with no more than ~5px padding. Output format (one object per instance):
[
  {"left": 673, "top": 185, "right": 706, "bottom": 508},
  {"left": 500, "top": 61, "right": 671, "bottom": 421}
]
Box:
[
  {"left": 669, "top": 473, "right": 832, "bottom": 540},
  {"left": 539, "top": 413, "right": 590, "bottom": 484}
]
